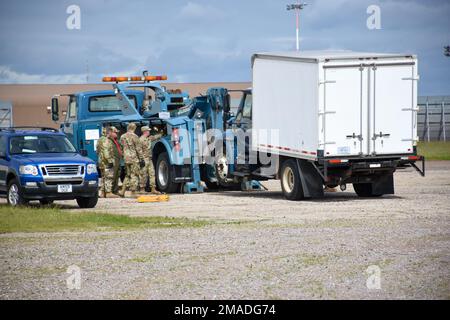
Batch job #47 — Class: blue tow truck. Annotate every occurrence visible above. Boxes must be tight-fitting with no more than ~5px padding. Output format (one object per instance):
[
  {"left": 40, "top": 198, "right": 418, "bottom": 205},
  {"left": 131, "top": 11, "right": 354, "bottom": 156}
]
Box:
[
  {"left": 0, "top": 127, "right": 99, "bottom": 207},
  {"left": 50, "top": 75, "right": 260, "bottom": 194}
]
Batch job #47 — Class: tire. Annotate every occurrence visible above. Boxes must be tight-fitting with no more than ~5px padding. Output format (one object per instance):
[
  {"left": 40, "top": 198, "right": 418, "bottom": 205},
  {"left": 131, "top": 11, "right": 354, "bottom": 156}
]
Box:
[
  {"left": 39, "top": 199, "right": 54, "bottom": 205},
  {"left": 76, "top": 195, "right": 98, "bottom": 208},
  {"left": 353, "top": 183, "right": 383, "bottom": 197},
  {"left": 155, "top": 152, "right": 179, "bottom": 193},
  {"left": 200, "top": 165, "right": 219, "bottom": 191},
  {"left": 280, "top": 159, "right": 304, "bottom": 201},
  {"left": 7, "top": 178, "right": 28, "bottom": 206}
]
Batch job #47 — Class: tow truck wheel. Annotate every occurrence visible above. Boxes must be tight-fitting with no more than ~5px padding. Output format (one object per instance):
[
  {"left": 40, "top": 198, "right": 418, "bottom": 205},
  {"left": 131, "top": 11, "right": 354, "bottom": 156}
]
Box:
[
  {"left": 156, "top": 152, "right": 179, "bottom": 193},
  {"left": 76, "top": 195, "right": 98, "bottom": 208},
  {"left": 7, "top": 179, "right": 28, "bottom": 206},
  {"left": 280, "top": 159, "right": 304, "bottom": 201}
]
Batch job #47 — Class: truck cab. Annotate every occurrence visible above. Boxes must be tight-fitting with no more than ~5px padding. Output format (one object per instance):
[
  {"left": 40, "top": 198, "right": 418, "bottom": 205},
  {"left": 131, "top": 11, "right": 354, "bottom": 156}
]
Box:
[
  {"left": 51, "top": 78, "right": 190, "bottom": 164},
  {"left": 56, "top": 90, "right": 145, "bottom": 162},
  {"left": 0, "top": 127, "right": 99, "bottom": 207},
  {"left": 233, "top": 89, "right": 253, "bottom": 131}
]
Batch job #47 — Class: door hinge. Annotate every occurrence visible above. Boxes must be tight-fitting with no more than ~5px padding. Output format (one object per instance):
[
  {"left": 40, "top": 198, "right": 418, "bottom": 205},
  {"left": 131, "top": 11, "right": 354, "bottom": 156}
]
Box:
[
  {"left": 318, "top": 110, "right": 336, "bottom": 115},
  {"left": 402, "top": 76, "right": 420, "bottom": 81},
  {"left": 319, "top": 141, "right": 336, "bottom": 145},
  {"left": 402, "top": 107, "right": 419, "bottom": 112},
  {"left": 319, "top": 80, "right": 336, "bottom": 85}
]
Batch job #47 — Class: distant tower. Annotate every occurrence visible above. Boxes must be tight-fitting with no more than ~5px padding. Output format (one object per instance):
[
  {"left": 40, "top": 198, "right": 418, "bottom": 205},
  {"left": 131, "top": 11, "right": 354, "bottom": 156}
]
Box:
[
  {"left": 85, "top": 59, "right": 89, "bottom": 83},
  {"left": 286, "top": 2, "right": 308, "bottom": 51}
]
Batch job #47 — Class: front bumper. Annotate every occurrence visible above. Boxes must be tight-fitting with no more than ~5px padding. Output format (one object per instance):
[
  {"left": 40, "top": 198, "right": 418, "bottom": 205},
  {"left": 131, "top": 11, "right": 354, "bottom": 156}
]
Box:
[{"left": 21, "top": 180, "right": 98, "bottom": 200}]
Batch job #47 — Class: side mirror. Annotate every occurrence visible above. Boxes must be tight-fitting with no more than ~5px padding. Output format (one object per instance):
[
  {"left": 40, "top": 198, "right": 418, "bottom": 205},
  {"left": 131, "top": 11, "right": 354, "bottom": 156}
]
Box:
[
  {"left": 51, "top": 97, "right": 59, "bottom": 122},
  {"left": 79, "top": 149, "right": 88, "bottom": 157},
  {"left": 224, "top": 94, "right": 231, "bottom": 113}
]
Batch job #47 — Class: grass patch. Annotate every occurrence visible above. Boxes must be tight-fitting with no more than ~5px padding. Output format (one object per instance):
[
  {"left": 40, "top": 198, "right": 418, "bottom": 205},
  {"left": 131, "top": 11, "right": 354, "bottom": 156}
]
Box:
[
  {"left": 417, "top": 141, "right": 450, "bottom": 160},
  {"left": 0, "top": 205, "right": 210, "bottom": 233}
]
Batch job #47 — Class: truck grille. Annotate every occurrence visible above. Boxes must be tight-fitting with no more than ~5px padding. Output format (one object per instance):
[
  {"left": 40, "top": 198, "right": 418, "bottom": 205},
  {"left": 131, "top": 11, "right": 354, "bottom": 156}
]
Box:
[
  {"left": 43, "top": 165, "right": 81, "bottom": 176},
  {"left": 45, "top": 179, "right": 84, "bottom": 186}
]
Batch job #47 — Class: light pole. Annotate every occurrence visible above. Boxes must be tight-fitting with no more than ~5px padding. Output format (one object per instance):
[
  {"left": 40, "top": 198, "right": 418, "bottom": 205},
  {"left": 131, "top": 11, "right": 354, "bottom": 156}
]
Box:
[{"left": 287, "top": 2, "right": 307, "bottom": 51}]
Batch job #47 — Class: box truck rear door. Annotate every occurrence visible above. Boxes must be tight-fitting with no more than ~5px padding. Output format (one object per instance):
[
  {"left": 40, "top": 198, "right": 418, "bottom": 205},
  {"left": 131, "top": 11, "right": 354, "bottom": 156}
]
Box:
[
  {"left": 370, "top": 63, "right": 417, "bottom": 155},
  {"left": 323, "top": 65, "right": 368, "bottom": 157}
]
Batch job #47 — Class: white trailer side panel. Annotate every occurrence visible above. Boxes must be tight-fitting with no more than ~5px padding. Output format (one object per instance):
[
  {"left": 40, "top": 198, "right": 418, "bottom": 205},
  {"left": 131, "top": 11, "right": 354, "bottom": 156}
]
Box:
[{"left": 252, "top": 57, "right": 319, "bottom": 159}]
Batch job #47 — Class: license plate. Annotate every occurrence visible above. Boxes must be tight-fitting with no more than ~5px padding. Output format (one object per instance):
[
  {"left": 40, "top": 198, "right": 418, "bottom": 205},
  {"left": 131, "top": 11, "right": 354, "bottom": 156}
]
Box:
[
  {"left": 370, "top": 163, "right": 381, "bottom": 168},
  {"left": 57, "top": 184, "right": 72, "bottom": 193}
]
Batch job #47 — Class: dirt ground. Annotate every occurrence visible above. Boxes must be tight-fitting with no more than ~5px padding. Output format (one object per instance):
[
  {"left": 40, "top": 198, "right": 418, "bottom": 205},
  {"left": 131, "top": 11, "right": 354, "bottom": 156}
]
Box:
[{"left": 0, "top": 161, "right": 449, "bottom": 299}]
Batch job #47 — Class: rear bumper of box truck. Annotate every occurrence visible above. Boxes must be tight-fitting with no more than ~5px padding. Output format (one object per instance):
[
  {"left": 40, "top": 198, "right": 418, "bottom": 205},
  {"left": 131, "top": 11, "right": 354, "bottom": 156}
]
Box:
[{"left": 317, "top": 153, "right": 425, "bottom": 186}]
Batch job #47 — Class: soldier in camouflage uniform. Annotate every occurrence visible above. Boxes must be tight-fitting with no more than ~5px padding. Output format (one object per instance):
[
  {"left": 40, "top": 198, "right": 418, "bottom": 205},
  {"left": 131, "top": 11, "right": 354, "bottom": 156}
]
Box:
[
  {"left": 119, "top": 122, "right": 145, "bottom": 197},
  {"left": 97, "top": 126, "right": 122, "bottom": 198},
  {"left": 139, "top": 126, "right": 162, "bottom": 194}
]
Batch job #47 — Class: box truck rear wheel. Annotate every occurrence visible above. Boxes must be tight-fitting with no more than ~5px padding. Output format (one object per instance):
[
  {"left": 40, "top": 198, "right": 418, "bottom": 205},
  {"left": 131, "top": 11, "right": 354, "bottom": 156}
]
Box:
[
  {"left": 280, "top": 159, "right": 304, "bottom": 201},
  {"left": 156, "top": 152, "right": 179, "bottom": 193},
  {"left": 352, "top": 183, "right": 383, "bottom": 197}
]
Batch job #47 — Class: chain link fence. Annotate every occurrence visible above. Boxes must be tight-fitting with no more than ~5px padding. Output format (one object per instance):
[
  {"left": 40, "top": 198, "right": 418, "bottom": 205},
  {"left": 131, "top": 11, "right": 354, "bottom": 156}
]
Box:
[{"left": 418, "top": 96, "right": 449, "bottom": 142}]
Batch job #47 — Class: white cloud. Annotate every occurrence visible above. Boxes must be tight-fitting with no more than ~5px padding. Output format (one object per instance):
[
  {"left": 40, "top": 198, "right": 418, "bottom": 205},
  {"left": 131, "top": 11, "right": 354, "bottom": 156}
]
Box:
[
  {"left": 179, "top": 2, "right": 223, "bottom": 19},
  {"left": 0, "top": 65, "right": 87, "bottom": 84}
]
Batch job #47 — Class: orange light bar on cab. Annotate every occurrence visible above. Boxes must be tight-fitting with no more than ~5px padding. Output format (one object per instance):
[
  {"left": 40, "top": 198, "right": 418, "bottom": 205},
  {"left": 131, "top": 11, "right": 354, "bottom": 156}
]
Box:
[{"left": 102, "top": 75, "right": 168, "bottom": 82}]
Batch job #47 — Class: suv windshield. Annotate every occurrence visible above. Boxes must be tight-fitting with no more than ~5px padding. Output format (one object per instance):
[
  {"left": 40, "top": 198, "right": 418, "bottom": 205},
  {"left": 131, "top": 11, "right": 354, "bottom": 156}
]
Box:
[{"left": 9, "top": 135, "right": 77, "bottom": 154}]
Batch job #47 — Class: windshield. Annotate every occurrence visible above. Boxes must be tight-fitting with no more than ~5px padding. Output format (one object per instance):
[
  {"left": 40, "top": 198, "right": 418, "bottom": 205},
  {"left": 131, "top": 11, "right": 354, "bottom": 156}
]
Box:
[
  {"left": 89, "top": 95, "right": 137, "bottom": 112},
  {"left": 9, "top": 135, "right": 77, "bottom": 154}
]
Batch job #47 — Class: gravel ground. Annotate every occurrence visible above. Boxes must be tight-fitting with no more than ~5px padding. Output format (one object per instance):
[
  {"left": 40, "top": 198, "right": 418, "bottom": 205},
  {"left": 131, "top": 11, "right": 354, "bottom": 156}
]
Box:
[{"left": 0, "top": 161, "right": 449, "bottom": 299}]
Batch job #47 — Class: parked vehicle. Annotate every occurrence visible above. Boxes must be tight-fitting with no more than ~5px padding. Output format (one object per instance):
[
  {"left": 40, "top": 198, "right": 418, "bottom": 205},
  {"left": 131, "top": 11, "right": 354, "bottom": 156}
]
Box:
[
  {"left": 162, "top": 51, "right": 426, "bottom": 199},
  {"left": 213, "top": 51, "right": 426, "bottom": 199},
  {"left": 0, "top": 127, "right": 99, "bottom": 207},
  {"left": 48, "top": 51, "right": 425, "bottom": 200}
]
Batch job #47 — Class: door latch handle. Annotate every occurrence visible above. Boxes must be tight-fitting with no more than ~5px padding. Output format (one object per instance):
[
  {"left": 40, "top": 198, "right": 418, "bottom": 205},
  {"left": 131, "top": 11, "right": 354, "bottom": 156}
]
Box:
[
  {"left": 373, "top": 132, "right": 390, "bottom": 140},
  {"left": 346, "top": 133, "right": 363, "bottom": 141}
]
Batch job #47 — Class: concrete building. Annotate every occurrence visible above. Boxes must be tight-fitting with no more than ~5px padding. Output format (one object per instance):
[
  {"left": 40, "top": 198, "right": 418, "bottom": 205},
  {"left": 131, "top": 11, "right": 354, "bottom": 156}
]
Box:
[{"left": 0, "top": 82, "right": 250, "bottom": 128}]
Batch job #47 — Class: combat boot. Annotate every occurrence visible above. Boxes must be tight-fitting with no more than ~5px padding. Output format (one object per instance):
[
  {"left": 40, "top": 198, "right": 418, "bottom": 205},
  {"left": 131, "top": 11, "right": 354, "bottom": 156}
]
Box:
[
  {"left": 150, "top": 188, "right": 162, "bottom": 195},
  {"left": 99, "top": 190, "right": 106, "bottom": 198},
  {"left": 105, "top": 192, "right": 121, "bottom": 198},
  {"left": 129, "top": 191, "right": 140, "bottom": 198}
]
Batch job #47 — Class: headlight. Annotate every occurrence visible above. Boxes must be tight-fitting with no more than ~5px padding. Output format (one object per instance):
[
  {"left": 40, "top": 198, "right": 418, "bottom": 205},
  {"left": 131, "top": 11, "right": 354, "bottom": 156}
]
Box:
[
  {"left": 87, "top": 164, "right": 97, "bottom": 174},
  {"left": 19, "top": 165, "right": 39, "bottom": 176}
]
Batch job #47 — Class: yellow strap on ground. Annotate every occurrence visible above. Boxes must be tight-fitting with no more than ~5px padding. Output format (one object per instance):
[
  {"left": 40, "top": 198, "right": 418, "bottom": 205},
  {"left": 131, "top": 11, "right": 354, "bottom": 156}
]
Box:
[{"left": 137, "top": 194, "right": 169, "bottom": 203}]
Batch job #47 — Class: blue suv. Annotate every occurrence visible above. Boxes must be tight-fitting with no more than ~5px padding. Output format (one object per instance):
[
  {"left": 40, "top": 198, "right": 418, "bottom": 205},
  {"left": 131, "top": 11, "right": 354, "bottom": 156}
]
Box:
[{"left": 0, "top": 127, "right": 99, "bottom": 208}]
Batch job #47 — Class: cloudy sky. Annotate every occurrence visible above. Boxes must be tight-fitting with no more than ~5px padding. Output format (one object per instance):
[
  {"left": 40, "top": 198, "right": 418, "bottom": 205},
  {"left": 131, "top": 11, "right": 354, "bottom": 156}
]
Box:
[{"left": 0, "top": 0, "right": 448, "bottom": 95}]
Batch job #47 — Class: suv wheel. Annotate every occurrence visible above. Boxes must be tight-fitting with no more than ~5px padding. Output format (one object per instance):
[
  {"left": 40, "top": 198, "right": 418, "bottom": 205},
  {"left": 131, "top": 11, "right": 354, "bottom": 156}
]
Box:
[
  {"left": 7, "top": 179, "right": 28, "bottom": 206},
  {"left": 39, "top": 199, "right": 54, "bottom": 205},
  {"left": 76, "top": 195, "right": 98, "bottom": 208}
]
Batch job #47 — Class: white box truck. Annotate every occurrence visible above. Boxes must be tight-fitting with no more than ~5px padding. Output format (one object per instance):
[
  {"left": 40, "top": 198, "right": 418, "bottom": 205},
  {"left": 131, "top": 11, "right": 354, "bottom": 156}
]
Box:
[{"left": 231, "top": 51, "right": 425, "bottom": 200}]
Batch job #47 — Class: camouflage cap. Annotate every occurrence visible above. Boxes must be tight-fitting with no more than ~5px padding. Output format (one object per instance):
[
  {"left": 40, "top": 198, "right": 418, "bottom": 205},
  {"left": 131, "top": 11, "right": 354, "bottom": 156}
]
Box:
[
  {"left": 141, "top": 126, "right": 150, "bottom": 132},
  {"left": 109, "top": 126, "right": 119, "bottom": 133}
]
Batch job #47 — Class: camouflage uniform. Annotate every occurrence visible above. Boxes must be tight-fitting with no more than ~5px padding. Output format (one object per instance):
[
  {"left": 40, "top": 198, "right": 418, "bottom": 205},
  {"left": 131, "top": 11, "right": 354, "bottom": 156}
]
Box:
[
  {"left": 139, "top": 126, "right": 162, "bottom": 191},
  {"left": 120, "top": 124, "right": 143, "bottom": 195},
  {"left": 97, "top": 127, "right": 121, "bottom": 195}
]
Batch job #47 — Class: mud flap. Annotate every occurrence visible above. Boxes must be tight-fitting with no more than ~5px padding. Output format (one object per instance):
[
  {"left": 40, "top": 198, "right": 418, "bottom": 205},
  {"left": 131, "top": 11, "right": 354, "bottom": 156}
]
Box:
[
  {"left": 371, "top": 174, "right": 394, "bottom": 195},
  {"left": 296, "top": 159, "right": 324, "bottom": 198}
]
